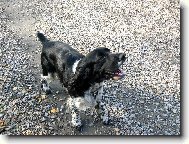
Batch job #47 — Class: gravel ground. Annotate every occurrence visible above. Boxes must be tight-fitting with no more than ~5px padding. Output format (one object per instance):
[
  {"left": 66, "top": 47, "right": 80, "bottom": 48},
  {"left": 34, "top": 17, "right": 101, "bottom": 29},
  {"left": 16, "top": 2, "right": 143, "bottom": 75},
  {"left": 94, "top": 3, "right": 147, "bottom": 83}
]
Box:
[{"left": 0, "top": 0, "right": 180, "bottom": 135}]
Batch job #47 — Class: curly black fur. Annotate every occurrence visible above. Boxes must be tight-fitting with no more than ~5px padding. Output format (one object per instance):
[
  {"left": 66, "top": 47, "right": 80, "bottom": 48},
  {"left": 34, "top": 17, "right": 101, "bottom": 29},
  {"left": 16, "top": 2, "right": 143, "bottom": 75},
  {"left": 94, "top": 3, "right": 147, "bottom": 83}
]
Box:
[{"left": 37, "top": 32, "right": 126, "bottom": 97}]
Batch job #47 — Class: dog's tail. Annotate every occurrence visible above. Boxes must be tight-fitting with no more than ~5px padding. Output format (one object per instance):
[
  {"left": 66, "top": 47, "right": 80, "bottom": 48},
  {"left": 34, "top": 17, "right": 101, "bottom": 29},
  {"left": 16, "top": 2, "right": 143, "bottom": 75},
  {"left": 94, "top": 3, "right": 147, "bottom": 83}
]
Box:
[{"left": 37, "top": 31, "right": 48, "bottom": 44}]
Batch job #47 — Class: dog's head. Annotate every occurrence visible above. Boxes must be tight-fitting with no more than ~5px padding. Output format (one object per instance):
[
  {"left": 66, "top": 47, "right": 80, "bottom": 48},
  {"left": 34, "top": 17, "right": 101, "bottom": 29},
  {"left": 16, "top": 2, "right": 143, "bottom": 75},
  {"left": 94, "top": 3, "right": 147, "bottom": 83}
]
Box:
[
  {"left": 78, "top": 47, "right": 126, "bottom": 81},
  {"left": 69, "top": 47, "right": 126, "bottom": 96}
]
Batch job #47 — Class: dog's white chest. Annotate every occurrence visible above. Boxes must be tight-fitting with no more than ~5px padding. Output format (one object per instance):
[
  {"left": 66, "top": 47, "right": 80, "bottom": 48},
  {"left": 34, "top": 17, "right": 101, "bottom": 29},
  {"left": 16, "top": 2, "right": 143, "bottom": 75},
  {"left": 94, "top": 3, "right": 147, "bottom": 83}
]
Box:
[
  {"left": 72, "top": 59, "right": 81, "bottom": 74},
  {"left": 67, "top": 82, "right": 104, "bottom": 112}
]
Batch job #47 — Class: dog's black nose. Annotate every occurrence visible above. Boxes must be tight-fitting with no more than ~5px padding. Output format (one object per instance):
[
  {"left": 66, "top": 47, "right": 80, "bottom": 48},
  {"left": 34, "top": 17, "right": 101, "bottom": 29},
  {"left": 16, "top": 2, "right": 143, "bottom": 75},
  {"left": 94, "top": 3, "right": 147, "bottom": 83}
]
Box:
[{"left": 119, "top": 53, "right": 126, "bottom": 62}]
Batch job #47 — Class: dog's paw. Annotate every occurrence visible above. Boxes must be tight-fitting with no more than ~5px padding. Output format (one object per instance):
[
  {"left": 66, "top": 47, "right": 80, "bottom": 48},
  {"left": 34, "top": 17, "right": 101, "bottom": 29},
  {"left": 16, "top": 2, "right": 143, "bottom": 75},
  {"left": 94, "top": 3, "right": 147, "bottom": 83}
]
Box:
[
  {"left": 102, "top": 116, "right": 110, "bottom": 125},
  {"left": 41, "top": 80, "right": 52, "bottom": 94},
  {"left": 41, "top": 86, "right": 52, "bottom": 94},
  {"left": 45, "top": 88, "right": 52, "bottom": 94},
  {"left": 75, "top": 124, "right": 84, "bottom": 132},
  {"left": 71, "top": 123, "right": 84, "bottom": 132},
  {"left": 71, "top": 113, "right": 83, "bottom": 132},
  {"left": 101, "top": 110, "right": 111, "bottom": 125}
]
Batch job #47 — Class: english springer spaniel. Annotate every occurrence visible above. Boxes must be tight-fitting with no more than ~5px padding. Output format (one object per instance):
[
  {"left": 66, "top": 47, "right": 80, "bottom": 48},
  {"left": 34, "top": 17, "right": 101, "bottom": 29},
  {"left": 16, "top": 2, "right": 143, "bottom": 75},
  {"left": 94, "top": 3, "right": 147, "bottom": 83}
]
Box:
[{"left": 37, "top": 32, "right": 126, "bottom": 131}]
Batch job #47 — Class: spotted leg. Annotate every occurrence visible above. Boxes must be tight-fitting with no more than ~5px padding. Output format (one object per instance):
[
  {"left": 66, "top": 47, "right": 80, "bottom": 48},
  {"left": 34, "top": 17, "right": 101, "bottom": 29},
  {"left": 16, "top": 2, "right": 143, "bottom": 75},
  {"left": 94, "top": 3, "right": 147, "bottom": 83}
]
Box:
[
  {"left": 99, "top": 101, "right": 110, "bottom": 125},
  {"left": 41, "top": 73, "right": 52, "bottom": 94},
  {"left": 67, "top": 98, "right": 84, "bottom": 132},
  {"left": 93, "top": 82, "right": 110, "bottom": 125}
]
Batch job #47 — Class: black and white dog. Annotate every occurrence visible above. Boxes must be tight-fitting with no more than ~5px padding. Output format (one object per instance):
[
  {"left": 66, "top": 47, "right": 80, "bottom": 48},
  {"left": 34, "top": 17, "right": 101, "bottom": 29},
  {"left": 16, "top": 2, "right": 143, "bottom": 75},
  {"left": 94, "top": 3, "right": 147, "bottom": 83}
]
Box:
[{"left": 37, "top": 32, "right": 126, "bottom": 131}]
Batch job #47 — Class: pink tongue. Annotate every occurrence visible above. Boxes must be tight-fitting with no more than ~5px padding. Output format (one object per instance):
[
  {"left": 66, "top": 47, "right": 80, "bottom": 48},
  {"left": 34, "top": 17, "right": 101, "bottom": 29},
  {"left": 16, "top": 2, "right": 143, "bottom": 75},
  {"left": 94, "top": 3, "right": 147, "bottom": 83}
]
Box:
[
  {"left": 113, "top": 69, "right": 125, "bottom": 80},
  {"left": 115, "top": 69, "right": 122, "bottom": 76}
]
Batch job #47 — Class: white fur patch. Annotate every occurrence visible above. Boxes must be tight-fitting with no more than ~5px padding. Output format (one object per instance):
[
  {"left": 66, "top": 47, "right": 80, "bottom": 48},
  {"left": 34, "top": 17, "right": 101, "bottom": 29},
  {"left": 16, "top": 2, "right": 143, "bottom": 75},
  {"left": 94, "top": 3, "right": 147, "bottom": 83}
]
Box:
[
  {"left": 72, "top": 59, "right": 81, "bottom": 74},
  {"left": 67, "top": 82, "right": 104, "bottom": 113},
  {"left": 68, "top": 97, "right": 91, "bottom": 111},
  {"left": 41, "top": 73, "right": 51, "bottom": 80},
  {"left": 71, "top": 111, "right": 81, "bottom": 127},
  {"left": 102, "top": 109, "right": 109, "bottom": 124},
  {"left": 41, "top": 73, "right": 55, "bottom": 83},
  {"left": 67, "top": 97, "right": 82, "bottom": 127},
  {"left": 41, "top": 83, "right": 50, "bottom": 91}
]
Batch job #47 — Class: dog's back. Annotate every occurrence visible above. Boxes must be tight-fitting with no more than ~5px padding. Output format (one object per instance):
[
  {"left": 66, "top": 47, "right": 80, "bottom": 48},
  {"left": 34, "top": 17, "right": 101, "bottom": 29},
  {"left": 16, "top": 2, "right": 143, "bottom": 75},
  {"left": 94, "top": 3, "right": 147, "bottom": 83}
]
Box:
[
  {"left": 37, "top": 32, "right": 83, "bottom": 56},
  {"left": 37, "top": 32, "right": 84, "bottom": 86}
]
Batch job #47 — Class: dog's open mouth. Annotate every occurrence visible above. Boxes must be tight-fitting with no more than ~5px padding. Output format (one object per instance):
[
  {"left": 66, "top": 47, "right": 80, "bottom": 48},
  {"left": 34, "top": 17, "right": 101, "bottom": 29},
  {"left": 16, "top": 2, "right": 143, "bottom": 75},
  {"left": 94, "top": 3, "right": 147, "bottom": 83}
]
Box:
[{"left": 112, "top": 68, "right": 125, "bottom": 80}]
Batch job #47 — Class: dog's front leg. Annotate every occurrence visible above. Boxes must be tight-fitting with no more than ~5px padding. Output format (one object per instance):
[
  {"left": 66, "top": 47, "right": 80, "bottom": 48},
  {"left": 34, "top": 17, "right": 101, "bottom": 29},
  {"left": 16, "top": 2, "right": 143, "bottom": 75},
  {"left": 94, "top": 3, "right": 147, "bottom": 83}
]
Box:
[
  {"left": 67, "top": 98, "right": 83, "bottom": 132},
  {"left": 71, "top": 106, "right": 83, "bottom": 131},
  {"left": 95, "top": 82, "right": 109, "bottom": 125},
  {"left": 99, "top": 101, "right": 110, "bottom": 125}
]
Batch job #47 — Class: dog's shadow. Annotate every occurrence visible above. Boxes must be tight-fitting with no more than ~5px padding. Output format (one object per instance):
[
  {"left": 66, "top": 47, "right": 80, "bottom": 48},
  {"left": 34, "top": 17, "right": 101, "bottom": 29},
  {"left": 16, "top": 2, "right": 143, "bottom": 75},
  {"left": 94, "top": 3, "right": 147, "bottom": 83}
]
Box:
[{"left": 101, "top": 83, "right": 180, "bottom": 135}]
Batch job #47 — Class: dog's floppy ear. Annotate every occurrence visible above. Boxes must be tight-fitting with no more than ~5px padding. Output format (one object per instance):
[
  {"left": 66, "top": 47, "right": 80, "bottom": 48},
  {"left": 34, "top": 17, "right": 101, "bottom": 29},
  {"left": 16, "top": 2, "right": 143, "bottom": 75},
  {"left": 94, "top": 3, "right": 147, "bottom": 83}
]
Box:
[
  {"left": 97, "top": 47, "right": 110, "bottom": 53},
  {"left": 89, "top": 47, "right": 111, "bottom": 63},
  {"left": 95, "top": 47, "right": 110, "bottom": 57},
  {"left": 79, "top": 47, "right": 110, "bottom": 70},
  {"left": 81, "top": 47, "right": 110, "bottom": 63}
]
